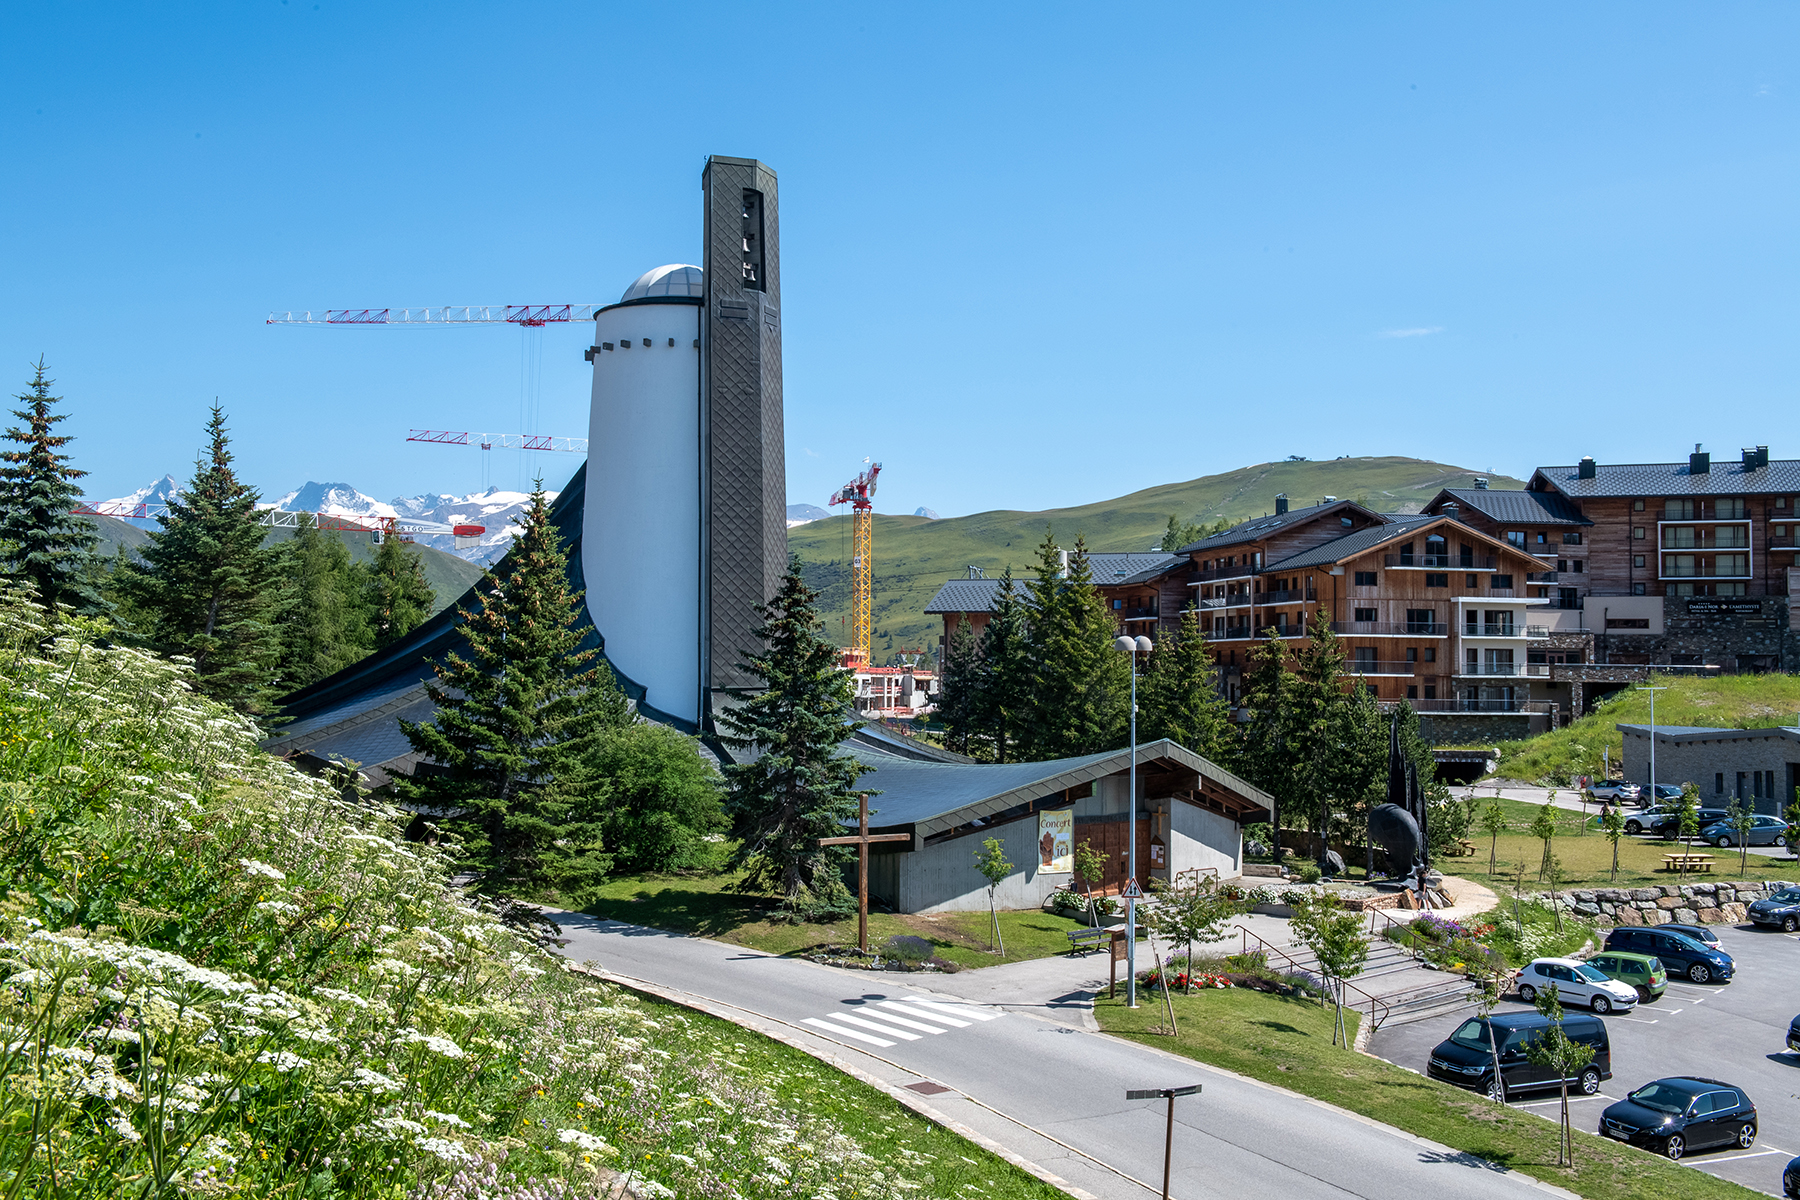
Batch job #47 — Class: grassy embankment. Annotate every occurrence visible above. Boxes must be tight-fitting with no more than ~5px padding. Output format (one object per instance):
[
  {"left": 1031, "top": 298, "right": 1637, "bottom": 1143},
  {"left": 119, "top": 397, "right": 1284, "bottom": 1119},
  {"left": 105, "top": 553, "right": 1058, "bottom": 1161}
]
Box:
[
  {"left": 789, "top": 456, "right": 1522, "bottom": 662},
  {"left": 1486, "top": 673, "right": 1800, "bottom": 786},
  {"left": 0, "top": 589, "right": 1062, "bottom": 1200},
  {"left": 1096, "top": 987, "right": 1763, "bottom": 1200},
  {"left": 585, "top": 870, "right": 1092, "bottom": 968},
  {"left": 1446, "top": 793, "right": 1799, "bottom": 891}
]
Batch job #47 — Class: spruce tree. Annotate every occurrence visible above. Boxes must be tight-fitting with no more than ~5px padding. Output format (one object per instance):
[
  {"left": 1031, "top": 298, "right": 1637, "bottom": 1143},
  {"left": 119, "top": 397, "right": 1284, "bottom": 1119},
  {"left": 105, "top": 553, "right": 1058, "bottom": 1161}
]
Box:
[
  {"left": 1139, "top": 607, "right": 1232, "bottom": 758},
  {"left": 1239, "top": 628, "right": 1298, "bottom": 858},
  {"left": 937, "top": 615, "right": 987, "bottom": 757},
  {"left": 276, "top": 517, "right": 375, "bottom": 689},
  {"left": 367, "top": 531, "right": 436, "bottom": 649},
  {"left": 116, "top": 408, "right": 288, "bottom": 714},
  {"left": 0, "top": 359, "right": 106, "bottom": 618},
  {"left": 718, "top": 553, "right": 866, "bottom": 920},
  {"left": 392, "top": 483, "right": 628, "bottom": 896},
  {"left": 978, "top": 568, "right": 1032, "bottom": 763},
  {"left": 1022, "top": 531, "right": 1128, "bottom": 759}
]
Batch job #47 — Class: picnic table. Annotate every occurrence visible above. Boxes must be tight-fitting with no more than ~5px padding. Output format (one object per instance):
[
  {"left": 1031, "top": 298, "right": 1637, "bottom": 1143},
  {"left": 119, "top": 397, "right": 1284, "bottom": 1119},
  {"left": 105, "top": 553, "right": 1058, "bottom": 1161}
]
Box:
[
  {"left": 1452, "top": 838, "right": 1477, "bottom": 857},
  {"left": 1661, "top": 852, "right": 1716, "bottom": 873}
]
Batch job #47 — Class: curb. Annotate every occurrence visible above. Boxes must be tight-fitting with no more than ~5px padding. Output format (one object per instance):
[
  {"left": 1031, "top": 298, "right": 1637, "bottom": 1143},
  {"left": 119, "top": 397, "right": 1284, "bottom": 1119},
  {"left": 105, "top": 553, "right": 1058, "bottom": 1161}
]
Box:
[{"left": 564, "top": 961, "right": 1101, "bottom": 1200}]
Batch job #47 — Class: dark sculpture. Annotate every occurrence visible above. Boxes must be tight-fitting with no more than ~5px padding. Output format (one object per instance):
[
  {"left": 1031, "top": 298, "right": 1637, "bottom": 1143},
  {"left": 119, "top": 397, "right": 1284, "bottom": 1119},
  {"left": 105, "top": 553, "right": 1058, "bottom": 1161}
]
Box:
[{"left": 1368, "top": 803, "right": 1426, "bottom": 878}]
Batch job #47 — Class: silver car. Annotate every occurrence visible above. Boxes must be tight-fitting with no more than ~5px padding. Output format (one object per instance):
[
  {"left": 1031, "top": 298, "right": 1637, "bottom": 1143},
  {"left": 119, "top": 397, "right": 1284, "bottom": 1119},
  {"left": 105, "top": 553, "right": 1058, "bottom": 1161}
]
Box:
[{"left": 1701, "top": 814, "right": 1789, "bottom": 848}]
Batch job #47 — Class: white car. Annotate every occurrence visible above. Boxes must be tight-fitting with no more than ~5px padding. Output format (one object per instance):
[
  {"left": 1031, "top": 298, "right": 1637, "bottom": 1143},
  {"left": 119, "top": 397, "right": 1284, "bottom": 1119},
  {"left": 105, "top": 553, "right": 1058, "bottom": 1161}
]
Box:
[{"left": 1516, "top": 957, "right": 1639, "bottom": 1015}]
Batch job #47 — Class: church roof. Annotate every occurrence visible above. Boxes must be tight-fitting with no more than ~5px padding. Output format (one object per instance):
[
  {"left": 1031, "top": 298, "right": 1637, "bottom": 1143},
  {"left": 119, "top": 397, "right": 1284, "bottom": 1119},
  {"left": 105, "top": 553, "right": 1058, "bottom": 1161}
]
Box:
[
  {"left": 620, "top": 264, "right": 704, "bottom": 302},
  {"left": 845, "top": 738, "right": 1270, "bottom": 837}
]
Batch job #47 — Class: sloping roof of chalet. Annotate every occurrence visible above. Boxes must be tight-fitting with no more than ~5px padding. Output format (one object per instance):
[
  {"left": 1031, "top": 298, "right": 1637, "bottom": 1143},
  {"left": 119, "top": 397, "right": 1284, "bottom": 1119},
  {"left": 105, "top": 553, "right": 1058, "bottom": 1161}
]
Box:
[
  {"left": 923, "top": 553, "right": 1187, "bottom": 615},
  {"left": 1532, "top": 459, "right": 1800, "bottom": 499},
  {"left": 1428, "top": 488, "right": 1592, "bottom": 526},
  {"left": 844, "top": 737, "right": 1271, "bottom": 837},
  {"left": 1260, "top": 514, "right": 1441, "bottom": 572},
  {"left": 1176, "top": 499, "right": 1385, "bottom": 555}
]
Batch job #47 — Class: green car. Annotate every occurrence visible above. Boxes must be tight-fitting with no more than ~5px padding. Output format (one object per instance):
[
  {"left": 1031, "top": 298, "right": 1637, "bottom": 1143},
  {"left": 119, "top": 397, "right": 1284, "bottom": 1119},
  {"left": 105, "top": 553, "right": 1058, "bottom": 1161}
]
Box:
[{"left": 1587, "top": 951, "right": 1667, "bottom": 1001}]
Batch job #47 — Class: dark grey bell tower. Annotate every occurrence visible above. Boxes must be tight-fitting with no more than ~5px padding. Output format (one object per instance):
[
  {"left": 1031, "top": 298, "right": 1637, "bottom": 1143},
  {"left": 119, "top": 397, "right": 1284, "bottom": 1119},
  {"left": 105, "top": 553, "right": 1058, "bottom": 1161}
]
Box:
[{"left": 700, "top": 156, "right": 785, "bottom": 716}]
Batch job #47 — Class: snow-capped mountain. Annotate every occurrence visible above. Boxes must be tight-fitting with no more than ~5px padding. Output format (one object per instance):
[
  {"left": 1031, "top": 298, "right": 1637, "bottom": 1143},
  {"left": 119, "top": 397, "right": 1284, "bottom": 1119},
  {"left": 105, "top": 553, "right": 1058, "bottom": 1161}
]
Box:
[
  {"left": 270, "top": 482, "right": 399, "bottom": 521},
  {"left": 101, "top": 474, "right": 182, "bottom": 511},
  {"left": 385, "top": 487, "right": 551, "bottom": 566}
]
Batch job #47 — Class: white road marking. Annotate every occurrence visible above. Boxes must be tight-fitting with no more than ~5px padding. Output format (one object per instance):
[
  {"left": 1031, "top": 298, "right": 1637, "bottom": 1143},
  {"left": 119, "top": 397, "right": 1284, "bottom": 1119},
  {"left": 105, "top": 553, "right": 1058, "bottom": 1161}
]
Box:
[
  {"left": 801, "top": 1018, "right": 894, "bottom": 1047},
  {"left": 1514, "top": 1095, "right": 1614, "bottom": 1107},
  {"left": 1698, "top": 1149, "right": 1782, "bottom": 1164},
  {"left": 880, "top": 1001, "right": 973, "bottom": 1028},
  {"left": 1609, "top": 1015, "right": 1660, "bottom": 1024},
  {"left": 910, "top": 998, "right": 1002, "bottom": 1021},
  {"left": 847, "top": 1007, "right": 948, "bottom": 1035},
  {"left": 829, "top": 1012, "right": 922, "bottom": 1040}
]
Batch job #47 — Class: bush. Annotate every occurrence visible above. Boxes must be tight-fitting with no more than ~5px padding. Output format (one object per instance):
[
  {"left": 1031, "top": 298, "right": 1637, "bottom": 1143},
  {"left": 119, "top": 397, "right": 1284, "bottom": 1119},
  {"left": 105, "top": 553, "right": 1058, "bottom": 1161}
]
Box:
[
  {"left": 1481, "top": 902, "right": 1597, "bottom": 966},
  {"left": 884, "top": 934, "right": 935, "bottom": 964},
  {"left": 1296, "top": 862, "right": 1323, "bottom": 884}
]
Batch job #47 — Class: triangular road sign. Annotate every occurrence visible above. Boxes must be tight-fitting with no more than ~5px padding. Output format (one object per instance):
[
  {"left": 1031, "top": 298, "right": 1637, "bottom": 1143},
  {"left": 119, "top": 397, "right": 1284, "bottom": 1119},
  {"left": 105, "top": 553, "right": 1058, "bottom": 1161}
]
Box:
[{"left": 1120, "top": 877, "right": 1143, "bottom": 899}]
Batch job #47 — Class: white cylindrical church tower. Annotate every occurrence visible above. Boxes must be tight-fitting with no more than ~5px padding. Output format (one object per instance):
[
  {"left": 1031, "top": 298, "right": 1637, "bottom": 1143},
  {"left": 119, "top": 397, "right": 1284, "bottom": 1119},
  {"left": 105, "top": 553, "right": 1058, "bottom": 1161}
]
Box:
[{"left": 584, "top": 264, "right": 704, "bottom": 725}]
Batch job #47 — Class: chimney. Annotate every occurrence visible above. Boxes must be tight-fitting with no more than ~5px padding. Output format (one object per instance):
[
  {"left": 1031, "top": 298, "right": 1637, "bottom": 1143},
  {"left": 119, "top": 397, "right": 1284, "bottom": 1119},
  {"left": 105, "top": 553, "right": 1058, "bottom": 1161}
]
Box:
[
  {"left": 1690, "top": 443, "right": 1710, "bottom": 475},
  {"left": 1473, "top": 476, "right": 1489, "bottom": 490},
  {"left": 1759, "top": 445, "right": 1770, "bottom": 469},
  {"left": 1743, "top": 447, "right": 1758, "bottom": 469},
  {"left": 1275, "top": 494, "right": 1289, "bottom": 515},
  {"left": 1442, "top": 501, "right": 1461, "bottom": 522},
  {"left": 1322, "top": 495, "right": 1338, "bottom": 504},
  {"left": 1578, "top": 456, "right": 1596, "bottom": 480},
  {"left": 1057, "top": 548, "right": 1069, "bottom": 579}
]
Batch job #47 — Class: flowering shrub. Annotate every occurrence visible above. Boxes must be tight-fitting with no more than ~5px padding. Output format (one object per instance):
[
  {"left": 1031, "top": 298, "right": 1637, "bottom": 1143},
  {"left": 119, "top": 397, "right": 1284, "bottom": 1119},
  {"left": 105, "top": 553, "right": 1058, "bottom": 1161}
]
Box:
[
  {"left": 1142, "top": 969, "right": 1231, "bottom": 991},
  {"left": 0, "top": 589, "right": 1053, "bottom": 1200}
]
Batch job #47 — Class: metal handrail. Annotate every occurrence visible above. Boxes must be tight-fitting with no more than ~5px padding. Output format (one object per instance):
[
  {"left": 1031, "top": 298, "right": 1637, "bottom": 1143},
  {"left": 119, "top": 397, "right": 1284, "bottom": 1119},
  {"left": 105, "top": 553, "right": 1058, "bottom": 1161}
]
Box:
[{"left": 1230, "top": 922, "right": 1392, "bottom": 1030}]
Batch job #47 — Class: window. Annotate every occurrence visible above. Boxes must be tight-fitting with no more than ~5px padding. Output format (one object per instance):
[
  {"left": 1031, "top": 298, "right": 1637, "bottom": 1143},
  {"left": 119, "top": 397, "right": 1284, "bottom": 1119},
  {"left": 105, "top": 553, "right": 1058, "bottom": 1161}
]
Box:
[
  {"left": 1573, "top": 560, "right": 1583, "bottom": 573},
  {"left": 1492, "top": 574, "right": 1513, "bottom": 589},
  {"left": 1423, "top": 648, "right": 1436, "bottom": 663},
  {"left": 1716, "top": 498, "right": 1746, "bottom": 519},
  {"left": 1354, "top": 607, "right": 1377, "bottom": 622},
  {"left": 1406, "top": 647, "right": 1418, "bottom": 662},
  {"left": 1423, "top": 685, "right": 1436, "bottom": 700},
  {"left": 1506, "top": 531, "right": 1525, "bottom": 547},
  {"left": 1563, "top": 530, "right": 1583, "bottom": 544},
  {"left": 1354, "top": 571, "right": 1377, "bottom": 586},
  {"left": 1466, "top": 573, "right": 1479, "bottom": 588},
  {"left": 1340, "top": 516, "right": 1354, "bottom": 527},
  {"left": 1781, "top": 498, "right": 1791, "bottom": 510},
  {"left": 1397, "top": 542, "right": 1414, "bottom": 564},
  {"left": 1353, "top": 646, "right": 1377, "bottom": 666},
  {"left": 1717, "top": 554, "right": 1748, "bottom": 576},
  {"left": 1557, "top": 560, "right": 1568, "bottom": 572},
  {"left": 1535, "top": 532, "right": 1548, "bottom": 545},
  {"left": 1464, "top": 610, "right": 1478, "bottom": 632},
  {"left": 1405, "top": 608, "right": 1435, "bottom": 631},
  {"left": 1634, "top": 527, "right": 1646, "bottom": 540},
  {"left": 1633, "top": 583, "right": 1647, "bottom": 595},
  {"left": 1425, "top": 573, "right": 1448, "bottom": 588},
  {"left": 1665, "top": 499, "right": 1695, "bottom": 520},
  {"left": 1406, "top": 685, "right": 1418, "bottom": 699},
  {"left": 1633, "top": 554, "right": 1645, "bottom": 568}
]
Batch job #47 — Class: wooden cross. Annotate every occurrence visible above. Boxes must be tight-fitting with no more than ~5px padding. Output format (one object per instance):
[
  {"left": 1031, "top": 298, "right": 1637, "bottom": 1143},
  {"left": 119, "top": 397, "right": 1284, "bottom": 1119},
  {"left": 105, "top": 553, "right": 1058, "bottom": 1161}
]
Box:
[{"left": 818, "top": 794, "right": 911, "bottom": 952}]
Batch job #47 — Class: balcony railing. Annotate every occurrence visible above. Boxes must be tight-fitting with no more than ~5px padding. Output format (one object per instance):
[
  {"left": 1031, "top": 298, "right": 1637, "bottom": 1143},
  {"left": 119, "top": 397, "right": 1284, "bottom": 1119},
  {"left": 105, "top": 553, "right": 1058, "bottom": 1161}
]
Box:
[
  {"left": 1207, "top": 625, "right": 1254, "bottom": 641},
  {"left": 1256, "top": 588, "right": 1317, "bottom": 604},
  {"left": 1459, "top": 624, "right": 1551, "bottom": 638},
  {"left": 1390, "top": 699, "right": 1555, "bottom": 714},
  {"left": 1548, "top": 595, "right": 1585, "bottom": 610},
  {"left": 1661, "top": 567, "right": 1752, "bottom": 579},
  {"left": 1119, "top": 607, "right": 1159, "bottom": 620},
  {"left": 1188, "top": 565, "right": 1255, "bottom": 585},
  {"left": 1384, "top": 554, "right": 1498, "bottom": 570},
  {"left": 1525, "top": 571, "right": 1560, "bottom": 583},
  {"left": 1347, "top": 660, "right": 1419, "bottom": 676},
  {"left": 1769, "top": 535, "right": 1797, "bottom": 548},
  {"left": 1452, "top": 663, "right": 1549, "bottom": 677},
  {"left": 1328, "top": 621, "right": 1448, "bottom": 636}
]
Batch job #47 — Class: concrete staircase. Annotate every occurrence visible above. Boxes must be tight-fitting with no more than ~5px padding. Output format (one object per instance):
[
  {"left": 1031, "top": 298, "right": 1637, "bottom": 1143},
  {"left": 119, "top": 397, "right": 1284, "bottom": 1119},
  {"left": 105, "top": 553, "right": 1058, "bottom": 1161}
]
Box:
[{"left": 1231, "top": 924, "right": 1476, "bottom": 1031}]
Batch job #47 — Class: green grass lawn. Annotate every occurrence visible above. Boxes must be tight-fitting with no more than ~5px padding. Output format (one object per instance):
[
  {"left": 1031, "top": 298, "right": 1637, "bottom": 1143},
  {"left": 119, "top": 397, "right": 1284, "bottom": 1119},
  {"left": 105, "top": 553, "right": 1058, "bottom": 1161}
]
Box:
[
  {"left": 1488, "top": 673, "right": 1800, "bottom": 786},
  {"left": 583, "top": 869, "right": 1095, "bottom": 969},
  {"left": 1095, "top": 987, "right": 1763, "bottom": 1200}
]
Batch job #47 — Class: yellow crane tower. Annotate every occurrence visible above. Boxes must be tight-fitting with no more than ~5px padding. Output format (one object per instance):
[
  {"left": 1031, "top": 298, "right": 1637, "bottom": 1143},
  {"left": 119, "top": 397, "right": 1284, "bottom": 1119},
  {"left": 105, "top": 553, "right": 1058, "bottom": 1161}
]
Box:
[{"left": 828, "top": 460, "right": 883, "bottom": 667}]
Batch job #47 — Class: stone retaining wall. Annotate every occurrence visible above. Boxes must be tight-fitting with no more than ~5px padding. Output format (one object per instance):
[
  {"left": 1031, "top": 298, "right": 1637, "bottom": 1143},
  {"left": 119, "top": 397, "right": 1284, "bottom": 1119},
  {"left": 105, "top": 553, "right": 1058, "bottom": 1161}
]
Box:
[{"left": 1533, "top": 880, "right": 1793, "bottom": 927}]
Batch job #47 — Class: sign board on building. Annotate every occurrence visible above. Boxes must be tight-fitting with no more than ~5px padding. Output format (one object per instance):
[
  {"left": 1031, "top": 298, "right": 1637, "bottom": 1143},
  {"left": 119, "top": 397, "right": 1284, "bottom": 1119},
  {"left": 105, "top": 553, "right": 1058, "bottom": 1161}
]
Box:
[
  {"left": 1037, "top": 807, "right": 1073, "bottom": 873},
  {"left": 1683, "top": 600, "right": 1765, "bottom": 616}
]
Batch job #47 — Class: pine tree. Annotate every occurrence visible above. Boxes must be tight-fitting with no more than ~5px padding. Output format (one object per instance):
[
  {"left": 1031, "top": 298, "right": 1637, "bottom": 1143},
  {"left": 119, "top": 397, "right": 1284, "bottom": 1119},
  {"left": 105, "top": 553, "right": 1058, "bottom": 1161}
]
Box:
[
  {"left": 718, "top": 554, "right": 866, "bottom": 920},
  {"left": 392, "top": 483, "right": 628, "bottom": 896},
  {"left": 0, "top": 359, "right": 106, "bottom": 618},
  {"left": 1139, "top": 607, "right": 1232, "bottom": 758},
  {"left": 1160, "top": 515, "right": 1205, "bottom": 553},
  {"left": 1022, "top": 531, "right": 1128, "bottom": 759},
  {"left": 937, "top": 615, "right": 987, "bottom": 757},
  {"left": 1239, "top": 628, "right": 1298, "bottom": 858},
  {"left": 276, "top": 517, "right": 375, "bottom": 689},
  {"left": 367, "top": 532, "right": 436, "bottom": 649},
  {"left": 115, "top": 408, "right": 288, "bottom": 714},
  {"left": 978, "top": 568, "right": 1032, "bottom": 763}
]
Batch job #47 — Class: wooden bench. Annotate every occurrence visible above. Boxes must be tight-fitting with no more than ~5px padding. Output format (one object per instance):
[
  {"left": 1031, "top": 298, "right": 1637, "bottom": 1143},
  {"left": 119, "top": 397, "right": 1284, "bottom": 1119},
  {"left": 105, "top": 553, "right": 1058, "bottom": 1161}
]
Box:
[
  {"left": 1662, "top": 853, "right": 1716, "bottom": 873},
  {"left": 1066, "top": 927, "right": 1111, "bottom": 955}
]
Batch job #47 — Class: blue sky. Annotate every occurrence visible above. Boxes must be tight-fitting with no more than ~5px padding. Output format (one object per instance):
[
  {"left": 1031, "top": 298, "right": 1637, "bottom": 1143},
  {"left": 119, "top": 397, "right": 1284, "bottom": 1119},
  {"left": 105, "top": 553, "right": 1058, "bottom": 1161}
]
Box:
[{"left": 3, "top": 3, "right": 1796, "bottom": 518}]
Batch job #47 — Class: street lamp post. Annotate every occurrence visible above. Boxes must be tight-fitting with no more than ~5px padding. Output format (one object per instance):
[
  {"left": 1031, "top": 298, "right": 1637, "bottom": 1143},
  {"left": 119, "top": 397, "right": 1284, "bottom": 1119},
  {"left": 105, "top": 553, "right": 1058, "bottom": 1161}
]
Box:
[
  {"left": 1636, "top": 685, "right": 1669, "bottom": 804},
  {"left": 1115, "top": 633, "right": 1153, "bottom": 1008}
]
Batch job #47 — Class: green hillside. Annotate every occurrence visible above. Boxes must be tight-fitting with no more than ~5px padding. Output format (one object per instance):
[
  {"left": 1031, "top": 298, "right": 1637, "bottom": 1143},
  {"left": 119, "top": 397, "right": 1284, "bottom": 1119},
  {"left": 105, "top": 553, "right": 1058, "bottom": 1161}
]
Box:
[
  {"left": 788, "top": 456, "right": 1526, "bottom": 662},
  {"left": 90, "top": 514, "right": 484, "bottom": 618}
]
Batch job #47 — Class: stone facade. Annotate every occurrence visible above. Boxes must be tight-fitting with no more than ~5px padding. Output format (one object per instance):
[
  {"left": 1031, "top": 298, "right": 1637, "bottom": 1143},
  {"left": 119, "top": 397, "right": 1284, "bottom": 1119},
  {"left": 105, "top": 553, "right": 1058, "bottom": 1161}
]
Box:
[
  {"left": 1534, "top": 880, "right": 1793, "bottom": 925},
  {"left": 1619, "top": 724, "right": 1800, "bottom": 814},
  {"left": 1417, "top": 712, "right": 1550, "bottom": 746},
  {"left": 1600, "top": 596, "right": 1799, "bottom": 672}
]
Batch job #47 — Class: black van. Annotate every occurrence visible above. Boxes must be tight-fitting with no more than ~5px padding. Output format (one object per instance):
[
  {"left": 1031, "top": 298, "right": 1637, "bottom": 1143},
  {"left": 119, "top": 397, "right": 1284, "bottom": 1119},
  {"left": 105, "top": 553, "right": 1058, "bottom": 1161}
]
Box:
[{"left": 1428, "top": 1012, "right": 1611, "bottom": 1100}]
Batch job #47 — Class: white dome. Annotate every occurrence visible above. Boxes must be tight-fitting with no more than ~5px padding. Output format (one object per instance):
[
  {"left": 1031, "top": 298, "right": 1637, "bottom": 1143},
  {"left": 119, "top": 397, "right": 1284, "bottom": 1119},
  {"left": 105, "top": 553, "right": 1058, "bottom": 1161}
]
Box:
[{"left": 620, "top": 264, "right": 703, "bottom": 302}]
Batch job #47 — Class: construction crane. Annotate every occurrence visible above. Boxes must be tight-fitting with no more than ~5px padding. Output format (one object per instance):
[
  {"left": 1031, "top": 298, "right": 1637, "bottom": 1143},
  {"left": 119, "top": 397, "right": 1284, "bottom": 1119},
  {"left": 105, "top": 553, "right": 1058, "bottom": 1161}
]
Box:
[
  {"left": 266, "top": 306, "right": 602, "bottom": 326},
  {"left": 407, "top": 430, "right": 588, "bottom": 453},
  {"left": 828, "top": 460, "right": 883, "bottom": 668},
  {"left": 73, "top": 502, "right": 486, "bottom": 548}
]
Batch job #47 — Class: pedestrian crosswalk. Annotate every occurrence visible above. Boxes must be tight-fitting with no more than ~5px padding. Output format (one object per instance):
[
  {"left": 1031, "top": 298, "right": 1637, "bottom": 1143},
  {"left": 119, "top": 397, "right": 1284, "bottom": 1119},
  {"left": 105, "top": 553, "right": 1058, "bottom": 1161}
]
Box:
[{"left": 801, "top": 997, "right": 1001, "bottom": 1048}]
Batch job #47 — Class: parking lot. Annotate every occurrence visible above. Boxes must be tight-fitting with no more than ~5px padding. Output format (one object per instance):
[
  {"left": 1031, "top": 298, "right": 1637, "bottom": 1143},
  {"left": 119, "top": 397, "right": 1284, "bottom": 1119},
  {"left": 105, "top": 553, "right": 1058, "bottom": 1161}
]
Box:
[{"left": 1371, "top": 922, "right": 1800, "bottom": 1197}]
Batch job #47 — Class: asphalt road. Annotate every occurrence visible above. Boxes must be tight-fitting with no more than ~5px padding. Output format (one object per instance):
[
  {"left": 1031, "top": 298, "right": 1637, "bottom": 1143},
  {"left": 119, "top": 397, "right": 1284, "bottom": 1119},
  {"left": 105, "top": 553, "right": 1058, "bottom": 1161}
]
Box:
[
  {"left": 554, "top": 914, "right": 1565, "bottom": 1200},
  {"left": 1371, "top": 922, "right": 1800, "bottom": 1197}
]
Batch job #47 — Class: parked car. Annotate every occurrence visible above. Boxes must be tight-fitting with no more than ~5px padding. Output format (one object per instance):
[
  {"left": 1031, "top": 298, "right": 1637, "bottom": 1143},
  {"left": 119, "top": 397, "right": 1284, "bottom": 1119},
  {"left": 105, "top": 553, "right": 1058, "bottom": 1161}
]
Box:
[
  {"left": 1604, "top": 927, "right": 1735, "bottom": 983},
  {"left": 1644, "top": 807, "right": 1731, "bottom": 838},
  {"left": 1784, "top": 1154, "right": 1800, "bottom": 1198},
  {"left": 1748, "top": 887, "right": 1800, "bottom": 932},
  {"left": 1786, "top": 1014, "right": 1800, "bottom": 1055},
  {"left": 1648, "top": 784, "right": 1686, "bottom": 803},
  {"left": 1515, "top": 957, "right": 1639, "bottom": 1013},
  {"left": 1428, "top": 1011, "right": 1611, "bottom": 1100},
  {"left": 1587, "top": 780, "right": 1642, "bottom": 803},
  {"left": 1623, "top": 806, "right": 1674, "bottom": 835},
  {"left": 1700, "top": 814, "right": 1789, "bottom": 847},
  {"left": 1660, "top": 923, "right": 1720, "bottom": 949},
  {"left": 1586, "top": 951, "right": 1667, "bottom": 1001},
  {"left": 1600, "top": 1077, "right": 1757, "bottom": 1160}
]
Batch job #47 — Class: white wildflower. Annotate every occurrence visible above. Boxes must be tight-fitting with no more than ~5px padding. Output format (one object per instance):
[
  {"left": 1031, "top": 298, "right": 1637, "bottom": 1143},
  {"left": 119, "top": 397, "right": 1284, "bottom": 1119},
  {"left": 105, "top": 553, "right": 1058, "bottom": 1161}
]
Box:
[
  {"left": 399, "top": 1029, "right": 465, "bottom": 1059},
  {"left": 239, "top": 859, "right": 285, "bottom": 880},
  {"left": 107, "top": 1114, "right": 142, "bottom": 1142},
  {"left": 416, "top": 1137, "right": 474, "bottom": 1164},
  {"left": 557, "top": 1129, "right": 611, "bottom": 1153},
  {"left": 423, "top": 1110, "right": 470, "bottom": 1129},
  {"left": 345, "top": 1067, "right": 402, "bottom": 1094},
  {"left": 637, "top": 1183, "right": 676, "bottom": 1200},
  {"left": 257, "top": 1050, "right": 311, "bottom": 1073}
]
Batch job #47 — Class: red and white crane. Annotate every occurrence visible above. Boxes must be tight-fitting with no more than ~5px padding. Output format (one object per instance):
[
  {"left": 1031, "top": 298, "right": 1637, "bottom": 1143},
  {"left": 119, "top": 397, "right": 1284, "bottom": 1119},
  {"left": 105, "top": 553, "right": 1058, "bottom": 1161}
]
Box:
[
  {"left": 74, "top": 502, "right": 486, "bottom": 549},
  {"left": 266, "top": 305, "right": 602, "bottom": 326},
  {"left": 406, "top": 430, "right": 588, "bottom": 453}
]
